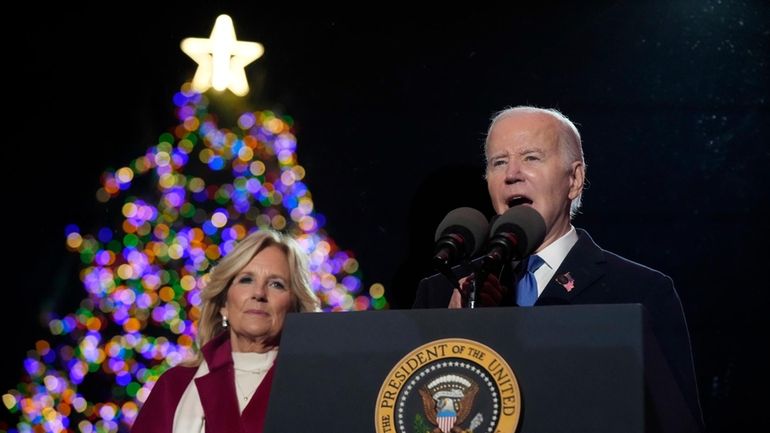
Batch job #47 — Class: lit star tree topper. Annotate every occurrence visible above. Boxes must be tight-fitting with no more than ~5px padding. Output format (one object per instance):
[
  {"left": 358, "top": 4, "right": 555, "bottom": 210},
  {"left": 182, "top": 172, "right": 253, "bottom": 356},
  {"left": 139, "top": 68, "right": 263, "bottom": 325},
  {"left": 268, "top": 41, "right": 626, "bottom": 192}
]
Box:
[
  {"left": 2, "top": 14, "right": 388, "bottom": 433},
  {"left": 181, "top": 14, "right": 264, "bottom": 96}
]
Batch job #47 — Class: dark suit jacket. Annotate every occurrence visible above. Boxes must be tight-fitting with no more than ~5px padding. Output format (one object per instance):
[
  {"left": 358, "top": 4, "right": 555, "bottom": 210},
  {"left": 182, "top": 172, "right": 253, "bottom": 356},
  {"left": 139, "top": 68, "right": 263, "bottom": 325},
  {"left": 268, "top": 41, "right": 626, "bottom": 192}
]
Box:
[{"left": 413, "top": 228, "right": 703, "bottom": 429}]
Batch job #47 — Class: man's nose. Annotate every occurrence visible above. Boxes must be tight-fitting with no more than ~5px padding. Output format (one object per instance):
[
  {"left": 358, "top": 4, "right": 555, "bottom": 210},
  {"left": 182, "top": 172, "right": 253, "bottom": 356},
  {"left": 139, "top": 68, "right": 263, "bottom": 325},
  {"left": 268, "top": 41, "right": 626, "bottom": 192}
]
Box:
[{"left": 504, "top": 160, "right": 522, "bottom": 183}]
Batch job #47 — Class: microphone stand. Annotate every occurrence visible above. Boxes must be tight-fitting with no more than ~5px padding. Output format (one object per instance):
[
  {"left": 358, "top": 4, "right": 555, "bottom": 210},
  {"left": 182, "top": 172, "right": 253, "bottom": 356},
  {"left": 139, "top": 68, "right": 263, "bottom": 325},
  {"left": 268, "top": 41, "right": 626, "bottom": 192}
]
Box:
[
  {"left": 467, "top": 276, "right": 477, "bottom": 309},
  {"left": 467, "top": 260, "right": 493, "bottom": 309}
]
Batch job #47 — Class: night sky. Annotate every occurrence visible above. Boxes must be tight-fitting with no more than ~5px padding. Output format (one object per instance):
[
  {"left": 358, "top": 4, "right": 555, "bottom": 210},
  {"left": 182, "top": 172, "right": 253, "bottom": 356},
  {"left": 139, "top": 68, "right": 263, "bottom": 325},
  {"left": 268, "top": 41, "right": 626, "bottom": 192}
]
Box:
[{"left": 4, "top": 2, "right": 769, "bottom": 431}]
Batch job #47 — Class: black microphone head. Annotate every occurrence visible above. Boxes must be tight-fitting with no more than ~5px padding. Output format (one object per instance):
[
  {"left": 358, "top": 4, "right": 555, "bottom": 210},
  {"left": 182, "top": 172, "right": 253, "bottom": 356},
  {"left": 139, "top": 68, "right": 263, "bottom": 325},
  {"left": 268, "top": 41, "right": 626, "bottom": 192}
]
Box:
[
  {"left": 490, "top": 206, "right": 546, "bottom": 258},
  {"left": 434, "top": 207, "right": 489, "bottom": 257},
  {"left": 488, "top": 213, "right": 500, "bottom": 228}
]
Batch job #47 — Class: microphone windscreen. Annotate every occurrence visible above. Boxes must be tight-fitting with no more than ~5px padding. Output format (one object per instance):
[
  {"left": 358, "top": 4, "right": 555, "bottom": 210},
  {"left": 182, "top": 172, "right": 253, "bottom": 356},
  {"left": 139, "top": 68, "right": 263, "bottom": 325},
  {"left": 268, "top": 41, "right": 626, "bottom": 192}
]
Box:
[
  {"left": 490, "top": 206, "right": 546, "bottom": 257},
  {"left": 434, "top": 207, "right": 489, "bottom": 256}
]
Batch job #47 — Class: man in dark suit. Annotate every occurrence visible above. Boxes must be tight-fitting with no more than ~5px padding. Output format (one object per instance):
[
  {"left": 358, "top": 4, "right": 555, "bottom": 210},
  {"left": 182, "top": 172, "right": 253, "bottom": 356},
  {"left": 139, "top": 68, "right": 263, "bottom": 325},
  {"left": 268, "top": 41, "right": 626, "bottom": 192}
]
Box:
[{"left": 413, "top": 106, "right": 703, "bottom": 430}]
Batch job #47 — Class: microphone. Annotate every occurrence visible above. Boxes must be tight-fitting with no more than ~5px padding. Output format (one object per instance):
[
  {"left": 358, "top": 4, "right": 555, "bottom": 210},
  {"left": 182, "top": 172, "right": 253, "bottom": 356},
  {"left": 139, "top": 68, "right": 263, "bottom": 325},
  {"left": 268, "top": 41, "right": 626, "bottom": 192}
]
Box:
[
  {"left": 432, "top": 207, "right": 489, "bottom": 288},
  {"left": 480, "top": 206, "right": 546, "bottom": 273}
]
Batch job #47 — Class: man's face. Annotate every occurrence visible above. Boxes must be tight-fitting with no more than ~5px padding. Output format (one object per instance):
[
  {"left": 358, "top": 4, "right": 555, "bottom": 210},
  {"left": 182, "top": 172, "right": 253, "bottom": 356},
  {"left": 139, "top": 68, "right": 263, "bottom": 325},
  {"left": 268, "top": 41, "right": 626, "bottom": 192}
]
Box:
[{"left": 485, "top": 112, "right": 584, "bottom": 249}]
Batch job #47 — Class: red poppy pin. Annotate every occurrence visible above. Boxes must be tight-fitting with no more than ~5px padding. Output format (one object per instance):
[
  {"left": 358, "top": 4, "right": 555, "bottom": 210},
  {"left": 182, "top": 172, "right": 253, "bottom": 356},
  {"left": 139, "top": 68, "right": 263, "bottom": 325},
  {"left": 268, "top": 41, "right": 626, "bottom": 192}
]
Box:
[{"left": 555, "top": 272, "right": 575, "bottom": 292}]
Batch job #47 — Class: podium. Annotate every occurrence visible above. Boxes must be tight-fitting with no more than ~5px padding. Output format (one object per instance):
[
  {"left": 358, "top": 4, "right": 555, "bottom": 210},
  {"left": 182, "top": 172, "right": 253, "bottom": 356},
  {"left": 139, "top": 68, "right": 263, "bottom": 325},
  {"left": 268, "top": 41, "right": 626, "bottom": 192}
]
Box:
[{"left": 263, "top": 304, "right": 698, "bottom": 433}]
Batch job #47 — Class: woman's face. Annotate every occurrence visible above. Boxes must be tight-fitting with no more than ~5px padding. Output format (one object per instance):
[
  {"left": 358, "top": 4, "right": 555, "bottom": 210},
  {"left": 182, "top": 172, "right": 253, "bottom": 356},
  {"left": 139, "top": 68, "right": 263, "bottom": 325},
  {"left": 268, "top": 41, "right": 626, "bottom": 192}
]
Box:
[{"left": 220, "top": 245, "right": 295, "bottom": 352}]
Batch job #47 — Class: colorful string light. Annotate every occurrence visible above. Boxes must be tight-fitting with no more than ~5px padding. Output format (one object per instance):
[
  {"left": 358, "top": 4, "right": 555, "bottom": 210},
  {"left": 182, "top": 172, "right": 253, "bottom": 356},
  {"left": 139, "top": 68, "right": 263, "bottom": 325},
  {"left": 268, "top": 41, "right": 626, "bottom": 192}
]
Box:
[{"left": 3, "top": 83, "right": 388, "bottom": 433}]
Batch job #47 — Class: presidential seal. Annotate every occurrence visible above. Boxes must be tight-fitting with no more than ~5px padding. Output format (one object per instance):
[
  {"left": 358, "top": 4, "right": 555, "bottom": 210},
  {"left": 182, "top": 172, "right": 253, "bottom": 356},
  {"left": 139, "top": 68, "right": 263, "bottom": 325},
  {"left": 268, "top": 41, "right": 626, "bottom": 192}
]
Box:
[{"left": 375, "top": 338, "right": 521, "bottom": 433}]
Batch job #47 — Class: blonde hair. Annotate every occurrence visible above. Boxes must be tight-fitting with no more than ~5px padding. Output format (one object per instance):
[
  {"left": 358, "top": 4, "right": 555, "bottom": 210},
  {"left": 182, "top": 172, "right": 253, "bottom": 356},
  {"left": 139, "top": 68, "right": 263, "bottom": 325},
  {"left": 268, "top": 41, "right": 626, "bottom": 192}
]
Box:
[
  {"left": 484, "top": 106, "right": 586, "bottom": 218},
  {"left": 186, "top": 229, "right": 319, "bottom": 365}
]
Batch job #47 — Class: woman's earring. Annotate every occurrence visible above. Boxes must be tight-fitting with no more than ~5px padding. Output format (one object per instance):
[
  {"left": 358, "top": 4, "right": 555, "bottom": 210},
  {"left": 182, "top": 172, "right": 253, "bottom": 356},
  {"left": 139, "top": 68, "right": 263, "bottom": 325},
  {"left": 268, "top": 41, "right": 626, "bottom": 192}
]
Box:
[{"left": 222, "top": 315, "right": 229, "bottom": 328}]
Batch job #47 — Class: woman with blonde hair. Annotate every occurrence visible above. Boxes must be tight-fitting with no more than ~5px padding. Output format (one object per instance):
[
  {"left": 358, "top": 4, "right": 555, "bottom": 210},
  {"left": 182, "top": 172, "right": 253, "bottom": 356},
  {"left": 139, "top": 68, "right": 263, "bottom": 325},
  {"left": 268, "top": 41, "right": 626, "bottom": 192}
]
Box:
[{"left": 132, "top": 229, "right": 320, "bottom": 433}]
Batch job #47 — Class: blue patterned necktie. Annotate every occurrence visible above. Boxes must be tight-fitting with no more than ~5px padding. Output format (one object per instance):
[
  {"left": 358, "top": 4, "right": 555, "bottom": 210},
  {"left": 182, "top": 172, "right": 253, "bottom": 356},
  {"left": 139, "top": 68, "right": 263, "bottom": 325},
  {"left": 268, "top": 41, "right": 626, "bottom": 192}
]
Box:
[{"left": 516, "top": 255, "right": 544, "bottom": 307}]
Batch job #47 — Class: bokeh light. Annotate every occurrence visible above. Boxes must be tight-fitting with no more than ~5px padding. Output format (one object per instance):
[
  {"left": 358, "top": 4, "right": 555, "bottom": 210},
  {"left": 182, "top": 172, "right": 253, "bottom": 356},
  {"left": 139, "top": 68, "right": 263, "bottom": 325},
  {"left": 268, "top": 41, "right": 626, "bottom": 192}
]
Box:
[{"left": 8, "top": 83, "right": 386, "bottom": 432}]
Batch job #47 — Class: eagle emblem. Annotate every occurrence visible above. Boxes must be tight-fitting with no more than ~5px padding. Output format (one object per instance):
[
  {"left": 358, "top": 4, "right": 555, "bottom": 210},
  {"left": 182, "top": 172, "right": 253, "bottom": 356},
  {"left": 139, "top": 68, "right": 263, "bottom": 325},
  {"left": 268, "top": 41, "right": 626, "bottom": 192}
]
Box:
[
  {"left": 418, "top": 374, "right": 479, "bottom": 433},
  {"left": 375, "top": 339, "right": 521, "bottom": 433}
]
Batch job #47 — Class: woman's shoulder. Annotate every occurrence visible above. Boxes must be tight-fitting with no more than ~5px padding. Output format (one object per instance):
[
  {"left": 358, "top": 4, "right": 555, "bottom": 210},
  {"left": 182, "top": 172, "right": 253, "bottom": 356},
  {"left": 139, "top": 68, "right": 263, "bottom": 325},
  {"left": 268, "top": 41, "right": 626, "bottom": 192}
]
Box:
[
  {"left": 132, "top": 364, "right": 199, "bottom": 433},
  {"left": 144, "top": 364, "right": 199, "bottom": 402},
  {"left": 154, "top": 364, "right": 198, "bottom": 388}
]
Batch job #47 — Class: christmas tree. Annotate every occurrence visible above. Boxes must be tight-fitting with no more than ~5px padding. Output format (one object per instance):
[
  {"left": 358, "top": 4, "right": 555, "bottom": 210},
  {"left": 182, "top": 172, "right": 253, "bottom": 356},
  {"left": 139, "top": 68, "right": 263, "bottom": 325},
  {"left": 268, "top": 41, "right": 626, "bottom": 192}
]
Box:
[{"left": 3, "top": 15, "right": 386, "bottom": 433}]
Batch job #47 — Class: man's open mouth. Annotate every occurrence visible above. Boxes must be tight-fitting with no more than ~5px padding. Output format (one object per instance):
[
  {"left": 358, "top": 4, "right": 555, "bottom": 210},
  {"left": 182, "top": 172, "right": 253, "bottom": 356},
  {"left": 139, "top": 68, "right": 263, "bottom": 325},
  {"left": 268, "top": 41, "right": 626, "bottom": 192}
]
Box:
[{"left": 507, "top": 196, "right": 533, "bottom": 208}]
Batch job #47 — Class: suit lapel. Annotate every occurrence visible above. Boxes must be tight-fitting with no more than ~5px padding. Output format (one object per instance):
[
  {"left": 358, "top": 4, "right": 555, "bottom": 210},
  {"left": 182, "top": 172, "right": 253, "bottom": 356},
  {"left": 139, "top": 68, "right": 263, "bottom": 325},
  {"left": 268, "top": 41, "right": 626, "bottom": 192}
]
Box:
[
  {"left": 537, "top": 229, "right": 606, "bottom": 305},
  {"left": 194, "top": 333, "right": 276, "bottom": 433},
  {"left": 195, "top": 334, "right": 244, "bottom": 433},
  {"left": 241, "top": 365, "right": 275, "bottom": 432},
  {"left": 500, "top": 259, "right": 523, "bottom": 306}
]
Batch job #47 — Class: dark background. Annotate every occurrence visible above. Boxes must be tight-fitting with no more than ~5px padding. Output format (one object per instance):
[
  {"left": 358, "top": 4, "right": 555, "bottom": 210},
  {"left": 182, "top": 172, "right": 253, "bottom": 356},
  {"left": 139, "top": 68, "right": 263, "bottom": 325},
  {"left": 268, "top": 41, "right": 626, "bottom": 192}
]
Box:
[{"left": 4, "top": 2, "right": 768, "bottom": 431}]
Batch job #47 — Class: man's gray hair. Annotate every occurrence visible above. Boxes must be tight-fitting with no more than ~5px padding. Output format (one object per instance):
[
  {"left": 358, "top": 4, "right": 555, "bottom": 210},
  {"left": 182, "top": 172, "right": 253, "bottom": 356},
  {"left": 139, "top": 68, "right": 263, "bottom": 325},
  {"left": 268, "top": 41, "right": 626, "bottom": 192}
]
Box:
[{"left": 484, "top": 106, "right": 586, "bottom": 218}]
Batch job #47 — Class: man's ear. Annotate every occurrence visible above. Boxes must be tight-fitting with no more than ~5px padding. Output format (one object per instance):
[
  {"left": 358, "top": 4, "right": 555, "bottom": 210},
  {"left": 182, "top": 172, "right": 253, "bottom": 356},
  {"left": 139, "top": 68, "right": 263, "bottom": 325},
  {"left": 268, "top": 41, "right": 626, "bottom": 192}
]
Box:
[{"left": 568, "top": 161, "right": 585, "bottom": 200}]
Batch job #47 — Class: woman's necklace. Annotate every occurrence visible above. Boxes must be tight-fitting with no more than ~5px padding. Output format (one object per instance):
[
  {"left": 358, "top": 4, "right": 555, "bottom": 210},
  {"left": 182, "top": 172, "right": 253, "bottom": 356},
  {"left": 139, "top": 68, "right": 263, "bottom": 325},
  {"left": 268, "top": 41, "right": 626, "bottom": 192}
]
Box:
[
  {"left": 232, "top": 350, "right": 276, "bottom": 404},
  {"left": 234, "top": 377, "right": 254, "bottom": 402},
  {"left": 233, "top": 366, "right": 270, "bottom": 402}
]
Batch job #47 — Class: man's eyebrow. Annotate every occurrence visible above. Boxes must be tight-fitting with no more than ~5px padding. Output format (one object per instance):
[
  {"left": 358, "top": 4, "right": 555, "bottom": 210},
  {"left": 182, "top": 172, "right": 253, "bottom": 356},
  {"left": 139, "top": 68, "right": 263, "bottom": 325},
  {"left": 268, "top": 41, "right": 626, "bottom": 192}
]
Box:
[{"left": 518, "top": 147, "right": 544, "bottom": 155}]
